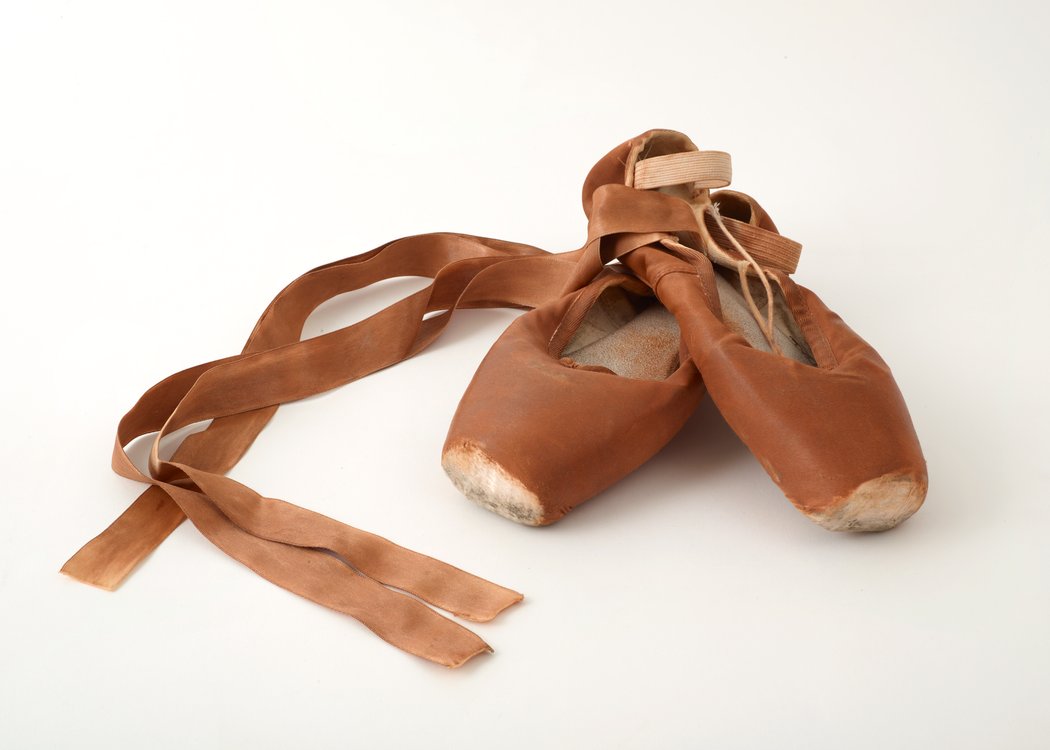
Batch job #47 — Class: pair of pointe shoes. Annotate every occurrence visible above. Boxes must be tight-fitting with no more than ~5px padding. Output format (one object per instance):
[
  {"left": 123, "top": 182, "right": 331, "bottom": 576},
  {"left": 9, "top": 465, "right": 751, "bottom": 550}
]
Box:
[{"left": 443, "top": 130, "right": 927, "bottom": 532}]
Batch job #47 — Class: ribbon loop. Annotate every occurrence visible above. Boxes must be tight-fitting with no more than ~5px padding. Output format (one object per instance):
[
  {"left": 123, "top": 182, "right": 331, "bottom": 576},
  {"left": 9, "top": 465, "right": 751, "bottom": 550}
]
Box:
[{"left": 62, "top": 232, "right": 580, "bottom": 667}]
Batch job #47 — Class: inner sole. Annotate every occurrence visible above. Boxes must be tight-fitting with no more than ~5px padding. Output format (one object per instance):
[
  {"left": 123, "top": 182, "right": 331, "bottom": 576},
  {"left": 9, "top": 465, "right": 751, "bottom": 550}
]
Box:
[
  {"left": 562, "top": 287, "right": 681, "bottom": 381},
  {"left": 713, "top": 267, "right": 815, "bottom": 365}
]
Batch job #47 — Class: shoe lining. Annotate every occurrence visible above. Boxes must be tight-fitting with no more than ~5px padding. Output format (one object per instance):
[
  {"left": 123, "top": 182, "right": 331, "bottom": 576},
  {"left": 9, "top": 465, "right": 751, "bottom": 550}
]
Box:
[{"left": 561, "top": 286, "right": 681, "bottom": 381}]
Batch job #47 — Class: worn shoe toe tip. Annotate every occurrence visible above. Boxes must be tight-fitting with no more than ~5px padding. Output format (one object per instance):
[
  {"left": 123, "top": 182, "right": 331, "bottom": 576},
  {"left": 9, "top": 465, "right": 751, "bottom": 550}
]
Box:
[
  {"left": 442, "top": 442, "right": 547, "bottom": 526},
  {"left": 806, "top": 472, "right": 928, "bottom": 533}
]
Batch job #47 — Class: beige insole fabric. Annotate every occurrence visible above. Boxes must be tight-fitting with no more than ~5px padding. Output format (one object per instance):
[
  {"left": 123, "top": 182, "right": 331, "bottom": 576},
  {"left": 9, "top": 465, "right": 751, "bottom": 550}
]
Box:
[
  {"left": 562, "top": 266, "right": 815, "bottom": 380},
  {"left": 563, "top": 289, "right": 681, "bottom": 381},
  {"left": 713, "top": 268, "right": 815, "bottom": 365}
]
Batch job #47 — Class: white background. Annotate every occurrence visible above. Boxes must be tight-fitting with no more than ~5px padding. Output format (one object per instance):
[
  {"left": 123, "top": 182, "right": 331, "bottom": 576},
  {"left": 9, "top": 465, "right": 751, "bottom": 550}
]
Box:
[{"left": 2, "top": 1, "right": 1047, "bottom": 748}]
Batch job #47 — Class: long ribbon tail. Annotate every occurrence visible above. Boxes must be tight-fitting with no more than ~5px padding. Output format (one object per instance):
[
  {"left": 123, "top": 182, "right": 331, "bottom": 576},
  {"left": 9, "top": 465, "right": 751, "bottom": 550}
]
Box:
[{"left": 63, "top": 233, "right": 580, "bottom": 667}]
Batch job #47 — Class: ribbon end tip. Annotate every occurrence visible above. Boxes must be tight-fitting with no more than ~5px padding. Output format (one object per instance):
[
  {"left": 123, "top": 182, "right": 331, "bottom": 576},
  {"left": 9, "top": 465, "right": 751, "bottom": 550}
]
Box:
[
  {"left": 59, "top": 563, "right": 120, "bottom": 592},
  {"left": 445, "top": 642, "right": 494, "bottom": 669}
]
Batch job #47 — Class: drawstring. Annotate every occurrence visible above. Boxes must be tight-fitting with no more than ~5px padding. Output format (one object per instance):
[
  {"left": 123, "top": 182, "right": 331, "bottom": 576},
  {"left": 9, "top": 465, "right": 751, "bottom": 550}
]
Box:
[
  {"left": 697, "top": 202, "right": 784, "bottom": 356},
  {"left": 662, "top": 203, "right": 784, "bottom": 357}
]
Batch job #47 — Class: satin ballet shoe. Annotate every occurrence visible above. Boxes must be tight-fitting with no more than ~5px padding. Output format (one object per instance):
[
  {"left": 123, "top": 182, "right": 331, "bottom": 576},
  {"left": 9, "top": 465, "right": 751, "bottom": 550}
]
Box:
[
  {"left": 440, "top": 132, "right": 747, "bottom": 526},
  {"left": 442, "top": 262, "right": 704, "bottom": 525},
  {"left": 580, "top": 129, "right": 927, "bottom": 531}
]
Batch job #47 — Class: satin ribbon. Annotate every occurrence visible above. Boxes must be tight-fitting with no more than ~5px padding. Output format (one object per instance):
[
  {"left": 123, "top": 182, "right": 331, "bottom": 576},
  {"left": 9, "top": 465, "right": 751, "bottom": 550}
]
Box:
[{"left": 63, "top": 178, "right": 800, "bottom": 667}]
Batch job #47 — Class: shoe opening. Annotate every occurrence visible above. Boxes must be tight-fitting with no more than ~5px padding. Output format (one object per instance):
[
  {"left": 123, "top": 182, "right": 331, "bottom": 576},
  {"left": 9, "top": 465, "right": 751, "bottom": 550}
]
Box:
[{"left": 560, "top": 285, "right": 682, "bottom": 380}]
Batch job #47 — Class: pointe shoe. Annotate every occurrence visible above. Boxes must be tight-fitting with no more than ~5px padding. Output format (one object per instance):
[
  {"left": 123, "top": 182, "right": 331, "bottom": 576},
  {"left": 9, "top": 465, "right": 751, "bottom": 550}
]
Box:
[
  {"left": 582, "top": 130, "right": 927, "bottom": 531},
  {"left": 442, "top": 263, "right": 704, "bottom": 525}
]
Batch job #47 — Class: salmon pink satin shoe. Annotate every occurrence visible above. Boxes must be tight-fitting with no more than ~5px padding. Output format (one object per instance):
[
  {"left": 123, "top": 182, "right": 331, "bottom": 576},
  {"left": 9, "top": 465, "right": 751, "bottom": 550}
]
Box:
[
  {"left": 442, "top": 262, "right": 705, "bottom": 525},
  {"left": 583, "top": 130, "right": 928, "bottom": 531},
  {"left": 441, "top": 137, "right": 745, "bottom": 525}
]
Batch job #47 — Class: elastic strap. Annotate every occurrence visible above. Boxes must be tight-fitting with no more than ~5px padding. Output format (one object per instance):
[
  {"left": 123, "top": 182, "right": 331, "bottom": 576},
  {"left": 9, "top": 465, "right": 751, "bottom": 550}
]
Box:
[{"left": 633, "top": 150, "right": 732, "bottom": 190}]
